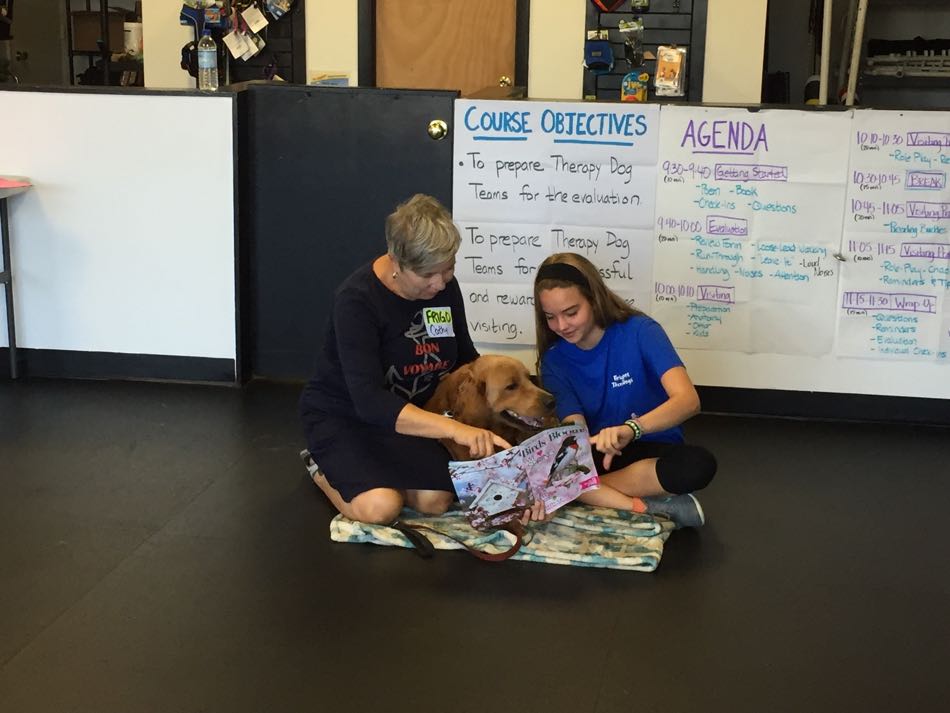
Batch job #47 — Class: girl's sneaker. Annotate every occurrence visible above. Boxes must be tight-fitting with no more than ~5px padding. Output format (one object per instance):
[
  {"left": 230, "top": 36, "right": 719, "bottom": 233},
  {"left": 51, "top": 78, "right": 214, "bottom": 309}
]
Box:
[{"left": 642, "top": 493, "right": 705, "bottom": 529}]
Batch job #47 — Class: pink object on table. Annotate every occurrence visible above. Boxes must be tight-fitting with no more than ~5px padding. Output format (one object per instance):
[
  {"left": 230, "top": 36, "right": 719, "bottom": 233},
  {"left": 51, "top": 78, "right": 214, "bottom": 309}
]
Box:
[{"left": 0, "top": 178, "right": 31, "bottom": 190}]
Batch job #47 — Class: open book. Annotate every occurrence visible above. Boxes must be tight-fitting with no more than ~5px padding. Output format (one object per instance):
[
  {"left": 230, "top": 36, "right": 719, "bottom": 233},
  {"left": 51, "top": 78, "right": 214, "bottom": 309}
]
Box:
[{"left": 449, "top": 424, "right": 600, "bottom": 529}]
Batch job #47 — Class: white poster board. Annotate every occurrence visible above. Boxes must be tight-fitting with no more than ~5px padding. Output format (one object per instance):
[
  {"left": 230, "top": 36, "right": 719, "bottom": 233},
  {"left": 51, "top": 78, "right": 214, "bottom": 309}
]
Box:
[
  {"left": 452, "top": 100, "right": 661, "bottom": 345},
  {"left": 837, "top": 110, "right": 950, "bottom": 361},
  {"left": 651, "top": 106, "right": 851, "bottom": 356},
  {"left": 0, "top": 90, "right": 236, "bottom": 361},
  {"left": 449, "top": 100, "right": 950, "bottom": 402}
]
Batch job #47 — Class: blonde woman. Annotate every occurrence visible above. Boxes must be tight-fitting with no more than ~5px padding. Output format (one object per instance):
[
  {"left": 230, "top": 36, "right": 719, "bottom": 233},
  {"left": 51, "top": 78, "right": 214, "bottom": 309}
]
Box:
[{"left": 300, "top": 195, "right": 509, "bottom": 525}]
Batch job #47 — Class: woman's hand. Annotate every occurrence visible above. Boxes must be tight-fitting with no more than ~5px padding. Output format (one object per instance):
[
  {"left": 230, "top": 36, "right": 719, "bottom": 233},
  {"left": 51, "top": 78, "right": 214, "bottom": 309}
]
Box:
[
  {"left": 450, "top": 422, "right": 511, "bottom": 460},
  {"left": 590, "top": 424, "right": 635, "bottom": 471}
]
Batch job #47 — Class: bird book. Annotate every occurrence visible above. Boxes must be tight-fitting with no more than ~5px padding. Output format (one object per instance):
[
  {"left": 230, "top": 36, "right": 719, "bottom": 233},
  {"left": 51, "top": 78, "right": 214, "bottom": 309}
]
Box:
[{"left": 448, "top": 424, "right": 600, "bottom": 530}]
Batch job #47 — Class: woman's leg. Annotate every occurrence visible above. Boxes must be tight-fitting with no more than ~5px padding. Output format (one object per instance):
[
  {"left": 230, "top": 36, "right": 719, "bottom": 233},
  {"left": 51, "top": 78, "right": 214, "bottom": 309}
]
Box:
[
  {"left": 311, "top": 469, "right": 404, "bottom": 524},
  {"left": 304, "top": 418, "right": 454, "bottom": 525},
  {"left": 404, "top": 489, "right": 454, "bottom": 515},
  {"left": 311, "top": 474, "right": 451, "bottom": 523}
]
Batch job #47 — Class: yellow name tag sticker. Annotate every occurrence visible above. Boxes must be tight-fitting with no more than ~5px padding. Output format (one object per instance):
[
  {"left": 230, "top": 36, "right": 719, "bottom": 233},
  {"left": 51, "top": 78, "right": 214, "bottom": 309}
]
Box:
[{"left": 423, "top": 307, "right": 455, "bottom": 337}]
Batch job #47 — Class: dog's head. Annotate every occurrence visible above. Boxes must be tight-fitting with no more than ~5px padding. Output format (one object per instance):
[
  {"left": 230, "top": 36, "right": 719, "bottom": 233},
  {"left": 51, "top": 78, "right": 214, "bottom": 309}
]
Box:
[{"left": 426, "top": 355, "right": 558, "bottom": 443}]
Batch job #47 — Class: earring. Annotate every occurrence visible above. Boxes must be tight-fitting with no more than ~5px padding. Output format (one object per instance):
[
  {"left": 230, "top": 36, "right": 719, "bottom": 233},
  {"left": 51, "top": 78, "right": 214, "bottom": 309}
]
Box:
[{"left": 392, "top": 271, "right": 398, "bottom": 279}]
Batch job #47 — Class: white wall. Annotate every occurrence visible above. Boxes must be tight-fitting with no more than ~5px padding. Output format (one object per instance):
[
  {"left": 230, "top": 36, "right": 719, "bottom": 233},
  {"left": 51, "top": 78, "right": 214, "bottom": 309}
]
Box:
[
  {"left": 527, "top": 0, "right": 585, "bottom": 100},
  {"left": 142, "top": 0, "right": 195, "bottom": 89},
  {"left": 703, "top": 0, "right": 768, "bottom": 103},
  {"left": 305, "top": 0, "right": 359, "bottom": 85},
  {"left": 0, "top": 90, "right": 235, "bottom": 362}
]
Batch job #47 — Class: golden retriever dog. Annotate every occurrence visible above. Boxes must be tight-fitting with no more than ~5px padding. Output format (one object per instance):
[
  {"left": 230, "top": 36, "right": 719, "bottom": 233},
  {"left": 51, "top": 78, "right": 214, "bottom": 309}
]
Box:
[{"left": 424, "top": 355, "right": 559, "bottom": 460}]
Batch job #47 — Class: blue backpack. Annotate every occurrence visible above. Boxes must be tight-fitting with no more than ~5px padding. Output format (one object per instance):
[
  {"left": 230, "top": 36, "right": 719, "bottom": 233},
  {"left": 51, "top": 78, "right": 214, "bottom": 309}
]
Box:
[{"left": 584, "top": 40, "right": 615, "bottom": 74}]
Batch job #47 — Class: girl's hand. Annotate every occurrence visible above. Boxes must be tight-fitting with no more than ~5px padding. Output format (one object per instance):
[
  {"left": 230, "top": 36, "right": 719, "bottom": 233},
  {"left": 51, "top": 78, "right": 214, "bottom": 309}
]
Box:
[
  {"left": 521, "top": 498, "right": 547, "bottom": 525},
  {"left": 590, "top": 425, "right": 635, "bottom": 471},
  {"left": 451, "top": 423, "right": 511, "bottom": 460}
]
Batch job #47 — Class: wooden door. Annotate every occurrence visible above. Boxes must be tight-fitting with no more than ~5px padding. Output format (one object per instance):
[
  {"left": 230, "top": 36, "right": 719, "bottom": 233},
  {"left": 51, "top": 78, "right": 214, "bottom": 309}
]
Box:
[{"left": 376, "top": 0, "right": 516, "bottom": 96}]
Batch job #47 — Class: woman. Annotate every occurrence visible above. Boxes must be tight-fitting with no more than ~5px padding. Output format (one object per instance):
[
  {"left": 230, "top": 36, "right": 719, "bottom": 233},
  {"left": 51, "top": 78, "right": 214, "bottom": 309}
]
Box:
[
  {"left": 299, "top": 194, "right": 510, "bottom": 525},
  {"left": 533, "top": 253, "right": 716, "bottom": 528}
]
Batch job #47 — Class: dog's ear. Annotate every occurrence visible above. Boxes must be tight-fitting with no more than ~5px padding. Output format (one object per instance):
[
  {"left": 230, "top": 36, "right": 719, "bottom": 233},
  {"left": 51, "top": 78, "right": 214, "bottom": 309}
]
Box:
[
  {"left": 426, "top": 363, "right": 473, "bottom": 414},
  {"left": 453, "top": 366, "right": 492, "bottom": 428}
]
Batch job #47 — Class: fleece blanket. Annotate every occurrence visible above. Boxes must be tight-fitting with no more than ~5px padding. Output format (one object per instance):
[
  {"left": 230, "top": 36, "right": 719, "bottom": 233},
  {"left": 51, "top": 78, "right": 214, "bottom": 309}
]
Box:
[{"left": 329, "top": 504, "right": 675, "bottom": 572}]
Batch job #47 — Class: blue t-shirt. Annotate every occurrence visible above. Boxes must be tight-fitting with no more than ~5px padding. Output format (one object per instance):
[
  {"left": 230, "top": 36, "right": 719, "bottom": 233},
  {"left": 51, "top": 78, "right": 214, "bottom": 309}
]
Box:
[{"left": 540, "top": 316, "right": 685, "bottom": 443}]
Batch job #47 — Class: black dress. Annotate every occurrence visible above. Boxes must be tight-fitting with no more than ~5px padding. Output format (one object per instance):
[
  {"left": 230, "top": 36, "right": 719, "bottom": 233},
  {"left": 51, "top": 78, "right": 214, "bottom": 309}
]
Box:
[{"left": 299, "top": 263, "right": 478, "bottom": 502}]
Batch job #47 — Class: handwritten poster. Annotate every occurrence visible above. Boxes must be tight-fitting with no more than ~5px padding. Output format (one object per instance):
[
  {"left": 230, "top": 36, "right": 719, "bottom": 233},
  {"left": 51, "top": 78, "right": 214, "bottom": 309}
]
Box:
[
  {"left": 453, "top": 100, "right": 661, "bottom": 345},
  {"left": 650, "top": 106, "right": 850, "bottom": 355},
  {"left": 837, "top": 110, "right": 950, "bottom": 361}
]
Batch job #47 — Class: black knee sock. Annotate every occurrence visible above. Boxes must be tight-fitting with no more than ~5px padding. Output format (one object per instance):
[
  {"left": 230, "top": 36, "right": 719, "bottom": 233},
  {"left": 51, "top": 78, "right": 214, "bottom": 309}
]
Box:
[{"left": 656, "top": 445, "right": 717, "bottom": 494}]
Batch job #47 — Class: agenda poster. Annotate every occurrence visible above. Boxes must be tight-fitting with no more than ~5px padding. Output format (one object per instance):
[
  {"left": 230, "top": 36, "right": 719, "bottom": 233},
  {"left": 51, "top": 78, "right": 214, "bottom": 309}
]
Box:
[
  {"left": 836, "top": 109, "right": 950, "bottom": 362},
  {"left": 650, "top": 105, "right": 851, "bottom": 356}
]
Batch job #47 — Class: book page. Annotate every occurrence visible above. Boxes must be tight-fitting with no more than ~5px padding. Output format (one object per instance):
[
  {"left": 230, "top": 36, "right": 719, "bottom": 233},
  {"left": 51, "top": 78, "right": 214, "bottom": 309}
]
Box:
[{"left": 449, "top": 424, "right": 600, "bottom": 522}]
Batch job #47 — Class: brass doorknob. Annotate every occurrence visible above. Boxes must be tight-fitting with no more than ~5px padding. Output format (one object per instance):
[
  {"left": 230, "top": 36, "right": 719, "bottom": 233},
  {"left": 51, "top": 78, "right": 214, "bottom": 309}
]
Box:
[
  {"left": 498, "top": 75, "right": 512, "bottom": 87},
  {"left": 427, "top": 119, "right": 448, "bottom": 140}
]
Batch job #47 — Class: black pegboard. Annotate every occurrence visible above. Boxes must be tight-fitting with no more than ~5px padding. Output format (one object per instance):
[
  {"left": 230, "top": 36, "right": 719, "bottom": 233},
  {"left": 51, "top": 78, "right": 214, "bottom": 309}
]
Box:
[
  {"left": 584, "top": 0, "right": 707, "bottom": 103},
  {"left": 229, "top": 0, "right": 306, "bottom": 84}
]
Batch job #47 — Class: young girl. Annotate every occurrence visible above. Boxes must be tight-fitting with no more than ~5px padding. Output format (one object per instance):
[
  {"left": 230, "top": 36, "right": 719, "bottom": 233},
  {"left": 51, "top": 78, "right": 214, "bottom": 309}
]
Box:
[{"left": 533, "top": 253, "right": 716, "bottom": 528}]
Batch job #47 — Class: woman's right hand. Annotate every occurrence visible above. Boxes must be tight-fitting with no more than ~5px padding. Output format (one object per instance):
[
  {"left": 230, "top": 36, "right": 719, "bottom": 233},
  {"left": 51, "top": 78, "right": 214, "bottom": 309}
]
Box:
[{"left": 450, "top": 422, "right": 511, "bottom": 459}]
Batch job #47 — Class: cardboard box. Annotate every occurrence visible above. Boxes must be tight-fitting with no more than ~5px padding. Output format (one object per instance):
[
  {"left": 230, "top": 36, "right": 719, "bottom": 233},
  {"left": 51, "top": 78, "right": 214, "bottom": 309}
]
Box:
[{"left": 72, "top": 10, "right": 125, "bottom": 52}]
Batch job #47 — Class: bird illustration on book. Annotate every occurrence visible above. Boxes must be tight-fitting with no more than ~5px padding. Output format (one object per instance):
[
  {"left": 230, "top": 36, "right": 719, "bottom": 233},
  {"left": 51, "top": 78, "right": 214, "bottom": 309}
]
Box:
[{"left": 545, "top": 436, "right": 591, "bottom": 486}]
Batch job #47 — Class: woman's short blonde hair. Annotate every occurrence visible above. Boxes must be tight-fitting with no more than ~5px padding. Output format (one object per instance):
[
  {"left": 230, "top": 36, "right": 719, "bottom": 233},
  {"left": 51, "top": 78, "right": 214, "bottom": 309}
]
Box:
[{"left": 385, "top": 194, "right": 461, "bottom": 272}]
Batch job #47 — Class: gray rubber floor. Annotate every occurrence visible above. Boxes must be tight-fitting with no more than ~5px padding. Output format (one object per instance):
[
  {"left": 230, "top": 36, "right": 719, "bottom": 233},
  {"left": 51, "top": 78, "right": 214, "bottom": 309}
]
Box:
[{"left": 1, "top": 379, "right": 948, "bottom": 713}]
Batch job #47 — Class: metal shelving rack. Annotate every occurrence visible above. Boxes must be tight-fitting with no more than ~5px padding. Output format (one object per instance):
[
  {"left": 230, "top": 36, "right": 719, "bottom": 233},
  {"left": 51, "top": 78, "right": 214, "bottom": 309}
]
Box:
[
  {"left": 65, "top": 0, "right": 138, "bottom": 86},
  {"left": 823, "top": 0, "right": 950, "bottom": 107}
]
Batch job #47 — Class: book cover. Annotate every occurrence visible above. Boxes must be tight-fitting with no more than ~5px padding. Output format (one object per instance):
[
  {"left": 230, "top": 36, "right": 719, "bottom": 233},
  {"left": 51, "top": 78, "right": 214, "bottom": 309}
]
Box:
[{"left": 449, "top": 424, "right": 600, "bottom": 528}]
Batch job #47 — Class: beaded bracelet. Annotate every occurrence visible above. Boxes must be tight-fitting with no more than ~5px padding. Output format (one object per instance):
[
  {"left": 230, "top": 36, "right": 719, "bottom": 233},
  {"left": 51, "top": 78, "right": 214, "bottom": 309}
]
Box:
[{"left": 624, "top": 418, "right": 643, "bottom": 441}]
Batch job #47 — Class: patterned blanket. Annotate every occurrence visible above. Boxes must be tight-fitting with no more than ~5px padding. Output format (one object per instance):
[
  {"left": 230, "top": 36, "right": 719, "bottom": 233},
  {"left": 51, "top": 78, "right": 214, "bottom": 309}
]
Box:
[{"left": 329, "top": 503, "right": 675, "bottom": 571}]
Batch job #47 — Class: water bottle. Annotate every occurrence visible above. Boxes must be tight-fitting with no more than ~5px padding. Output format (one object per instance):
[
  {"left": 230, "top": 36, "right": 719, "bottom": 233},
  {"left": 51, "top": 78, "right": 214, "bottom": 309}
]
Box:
[{"left": 197, "top": 29, "right": 219, "bottom": 91}]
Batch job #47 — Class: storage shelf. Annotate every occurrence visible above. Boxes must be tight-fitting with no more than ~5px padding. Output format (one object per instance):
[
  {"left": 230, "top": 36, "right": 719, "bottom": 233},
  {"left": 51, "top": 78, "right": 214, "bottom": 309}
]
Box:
[
  {"left": 67, "top": 1, "right": 127, "bottom": 86},
  {"left": 860, "top": 74, "right": 950, "bottom": 89}
]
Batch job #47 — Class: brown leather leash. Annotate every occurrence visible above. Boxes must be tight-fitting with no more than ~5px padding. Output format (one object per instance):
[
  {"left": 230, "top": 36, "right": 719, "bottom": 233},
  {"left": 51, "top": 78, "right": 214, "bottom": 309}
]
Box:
[{"left": 392, "top": 518, "right": 525, "bottom": 562}]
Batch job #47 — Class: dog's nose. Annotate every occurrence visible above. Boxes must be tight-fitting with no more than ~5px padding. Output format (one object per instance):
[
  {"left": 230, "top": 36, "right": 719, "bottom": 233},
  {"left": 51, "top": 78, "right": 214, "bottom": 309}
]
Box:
[{"left": 542, "top": 392, "right": 556, "bottom": 410}]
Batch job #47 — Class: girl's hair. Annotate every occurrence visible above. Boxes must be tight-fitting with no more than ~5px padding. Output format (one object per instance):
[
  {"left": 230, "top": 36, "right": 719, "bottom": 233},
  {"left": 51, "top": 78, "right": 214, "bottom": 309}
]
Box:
[
  {"left": 532, "top": 252, "right": 643, "bottom": 371},
  {"left": 385, "top": 194, "right": 460, "bottom": 272}
]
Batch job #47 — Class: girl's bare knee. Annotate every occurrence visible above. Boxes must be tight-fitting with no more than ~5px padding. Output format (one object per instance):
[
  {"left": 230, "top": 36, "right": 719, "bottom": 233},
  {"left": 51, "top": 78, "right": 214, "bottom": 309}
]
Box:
[{"left": 350, "top": 489, "right": 403, "bottom": 524}]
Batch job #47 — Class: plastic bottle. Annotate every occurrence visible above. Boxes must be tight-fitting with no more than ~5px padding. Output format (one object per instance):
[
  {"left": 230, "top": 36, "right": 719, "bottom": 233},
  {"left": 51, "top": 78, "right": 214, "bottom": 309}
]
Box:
[{"left": 197, "top": 29, "right": 219, "bottom": 91}]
